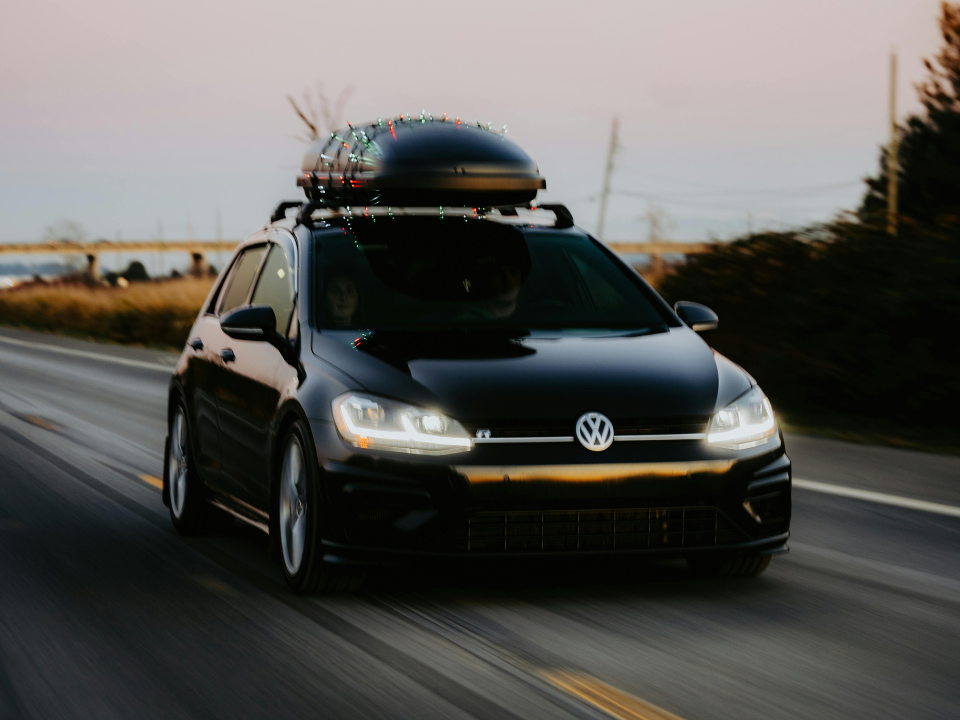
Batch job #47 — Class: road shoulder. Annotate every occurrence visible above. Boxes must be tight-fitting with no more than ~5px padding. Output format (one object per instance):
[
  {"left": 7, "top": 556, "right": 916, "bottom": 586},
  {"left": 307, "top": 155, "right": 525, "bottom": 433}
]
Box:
[{"left": 785, "top": 431, "right": 960, "bottom": 507}]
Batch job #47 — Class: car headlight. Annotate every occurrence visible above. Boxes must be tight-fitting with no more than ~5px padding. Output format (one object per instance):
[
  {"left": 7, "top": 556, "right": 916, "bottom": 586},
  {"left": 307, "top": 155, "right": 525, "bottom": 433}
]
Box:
[
  {"left": 332, "top": 392, "right": 473, "bottom": 455},
  {"left": 707, "top": 386, "right": 777, "bottom": 449}
]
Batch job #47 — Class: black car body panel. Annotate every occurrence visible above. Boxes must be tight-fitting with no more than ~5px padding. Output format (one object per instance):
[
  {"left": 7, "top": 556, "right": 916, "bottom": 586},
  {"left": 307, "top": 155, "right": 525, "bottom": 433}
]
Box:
[
  {"left": 311, "top": 328, "right": 743, "bottom": 420},
  {"left": 307, "top": 419, "right": 789, "bottom": 564},
  {"left": 165, "top": 216, "right": 791, "bottom": 568}
]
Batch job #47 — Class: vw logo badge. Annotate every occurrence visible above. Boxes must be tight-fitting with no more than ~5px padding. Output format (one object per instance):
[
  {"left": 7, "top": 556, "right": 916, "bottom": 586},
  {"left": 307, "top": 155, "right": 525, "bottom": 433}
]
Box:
[{"left": 575, "top": 412, "right": 614, "bottom": 451}]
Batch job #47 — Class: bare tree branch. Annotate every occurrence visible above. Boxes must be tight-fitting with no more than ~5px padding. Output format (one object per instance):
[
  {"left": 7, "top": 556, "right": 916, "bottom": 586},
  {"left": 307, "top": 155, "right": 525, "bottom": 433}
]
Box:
[
  {"left": 642, "top": 203, "right": 674, "bottom": 242},
  {"left": 287, "top": 95, "right": 320, "bottom": 141},
  {"left": 288, "top": 82, "right": 354, "bottom": 143}
]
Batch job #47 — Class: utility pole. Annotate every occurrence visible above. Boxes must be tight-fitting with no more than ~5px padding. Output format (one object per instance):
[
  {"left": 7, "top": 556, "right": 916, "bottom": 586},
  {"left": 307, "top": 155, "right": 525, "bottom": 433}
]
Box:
[
  {"left": 216, "top": 209, "right": 223, "bottom": 271},
  {"left": 887, "top": 48, "right": 899, "bottom": 235},
  {"left": 157, "top": 220, "right": 164, "bottom": 278},
  {"left": 596, "top": 117, "right": 619, "bottom": 241}
]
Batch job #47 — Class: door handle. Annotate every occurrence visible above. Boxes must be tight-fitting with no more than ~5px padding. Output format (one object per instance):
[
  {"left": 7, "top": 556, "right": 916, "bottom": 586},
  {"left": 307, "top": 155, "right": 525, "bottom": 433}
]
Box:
[
  {"left": 188, "top": 337, "right": 203, "bottom": 351},
  {"left": 219, "top": 348, "right": 236, "bottom": 363}
]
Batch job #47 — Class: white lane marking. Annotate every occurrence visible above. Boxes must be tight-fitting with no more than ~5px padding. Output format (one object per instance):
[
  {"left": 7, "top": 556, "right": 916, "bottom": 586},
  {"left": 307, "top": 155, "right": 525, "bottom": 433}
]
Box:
[
  {"left": 0, "top": 334, "right": 174, "bottom": 373},
  {"left": 789, "top": 542, "right": 960, "bottom": 601},
  {"left": 794, "top": 478, "right": 960, "bottom": 519}
]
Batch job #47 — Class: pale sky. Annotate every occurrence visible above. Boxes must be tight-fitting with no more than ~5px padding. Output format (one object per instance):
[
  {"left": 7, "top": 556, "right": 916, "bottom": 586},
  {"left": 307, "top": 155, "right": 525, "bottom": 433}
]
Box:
[{"left": 0, "top": 0, "right": 941, "bottom": 246}]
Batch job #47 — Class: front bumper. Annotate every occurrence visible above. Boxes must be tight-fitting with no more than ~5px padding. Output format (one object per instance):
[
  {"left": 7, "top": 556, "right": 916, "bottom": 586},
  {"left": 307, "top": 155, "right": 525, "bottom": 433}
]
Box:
[
  {"left": 310, "top": 420, "right": 792, "bottom": 567},
  {"left": 319, "top": 533, "right": 790, "bottom": 569}
]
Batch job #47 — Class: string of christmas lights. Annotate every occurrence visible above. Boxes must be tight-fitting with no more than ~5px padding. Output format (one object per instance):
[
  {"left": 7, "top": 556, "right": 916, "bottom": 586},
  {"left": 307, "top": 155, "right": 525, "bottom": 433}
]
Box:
[{"left": 298, "top": 110, "right": 532, "bottom": 208}]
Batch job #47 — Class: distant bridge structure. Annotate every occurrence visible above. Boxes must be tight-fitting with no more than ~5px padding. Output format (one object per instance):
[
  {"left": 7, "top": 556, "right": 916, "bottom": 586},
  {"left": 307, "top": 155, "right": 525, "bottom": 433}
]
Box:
[
  {"left": 0, "top": 239, "right": 715, "bottom": 280},
  {"left": 0, "top": 240, "right": 239, "bottom": 279},
  {"left": 606, "top": 242, "right": 714, "bottom": 280}
]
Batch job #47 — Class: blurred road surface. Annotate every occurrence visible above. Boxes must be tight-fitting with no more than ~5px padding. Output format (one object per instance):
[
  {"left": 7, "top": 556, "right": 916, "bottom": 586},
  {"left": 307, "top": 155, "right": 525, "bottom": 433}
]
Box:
[{"left": 1, "top": 327, "right": 958, "bottom": 720}]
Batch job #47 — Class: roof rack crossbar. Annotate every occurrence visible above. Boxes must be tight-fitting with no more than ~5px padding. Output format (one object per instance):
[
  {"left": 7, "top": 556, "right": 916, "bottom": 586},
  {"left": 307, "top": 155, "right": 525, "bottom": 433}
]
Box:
[
  {"left": 296, "top": 200, "right": 326, "bottom": 226},
  {"left": 292, "top": 204, "right": 574, "bottom": 229},
  {"left": 270, "top": 200, "right": 304, "bottom": 223},
  {"left": 537, "top": 204, "right": 574, "bottom": 228}
]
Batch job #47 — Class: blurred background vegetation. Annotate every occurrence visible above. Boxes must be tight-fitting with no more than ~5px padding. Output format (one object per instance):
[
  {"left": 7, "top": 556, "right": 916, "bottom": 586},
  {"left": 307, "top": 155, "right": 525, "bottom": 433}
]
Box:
[
  {"left": 0, "top": 278, "right": 211, "bottom": 348},
  {"left": 660, "top": 2, "right": 960, "bottom": 448}
]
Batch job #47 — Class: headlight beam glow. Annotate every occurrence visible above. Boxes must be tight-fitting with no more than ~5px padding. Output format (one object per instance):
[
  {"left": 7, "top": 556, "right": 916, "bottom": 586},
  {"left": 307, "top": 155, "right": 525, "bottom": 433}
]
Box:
[
  {"left": 333, "top": 392, "right": 473, "bottom": 455},
  {"left": 706, "top": 390, "right": 777, "bottom": 450}
]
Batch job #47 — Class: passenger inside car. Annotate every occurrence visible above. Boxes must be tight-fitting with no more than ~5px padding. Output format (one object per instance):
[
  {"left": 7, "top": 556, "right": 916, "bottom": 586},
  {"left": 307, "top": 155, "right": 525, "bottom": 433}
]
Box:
[
  {"left": 462, "top": 264, "right": 523, "bottom": 320},
  {"left": 324, "top": 274, "right": 360, "bottom": 327}
]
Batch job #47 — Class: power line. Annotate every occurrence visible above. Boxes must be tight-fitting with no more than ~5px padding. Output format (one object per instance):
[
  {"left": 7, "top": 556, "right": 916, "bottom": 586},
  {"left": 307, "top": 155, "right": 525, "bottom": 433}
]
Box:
[
  {"left": 611, "top": 189, "right": 852, "bottom": 212},
  {"left": 558, "top": 177, "right": 860, "bottom": 203},
  {"left": 613, "top": 171, "right": 862, "bottom": 196},
  {"left": 624, "top": 180, "right": 862, "bottom": 198}
]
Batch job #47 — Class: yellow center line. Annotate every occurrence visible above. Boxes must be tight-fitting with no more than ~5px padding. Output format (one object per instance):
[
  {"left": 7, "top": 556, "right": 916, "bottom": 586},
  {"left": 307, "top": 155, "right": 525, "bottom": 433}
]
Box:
[
  {"left": 138, "top": 474, "right": 163, "bottom": 490},
  {"left": 190, "top": 573, "right": 240, "bottom": 597},
  {"left": 541, "top": 670, "right": 687, "bottom": 720},
  {"left": 17, "top": 414, "right": 57, "bottom": 431}
]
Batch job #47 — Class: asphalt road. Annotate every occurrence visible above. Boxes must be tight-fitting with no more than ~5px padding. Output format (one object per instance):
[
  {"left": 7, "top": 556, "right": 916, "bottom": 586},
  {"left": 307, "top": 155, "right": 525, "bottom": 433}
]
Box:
[{"left": 1, "top": 327, "right": 958, "bottom": 720}]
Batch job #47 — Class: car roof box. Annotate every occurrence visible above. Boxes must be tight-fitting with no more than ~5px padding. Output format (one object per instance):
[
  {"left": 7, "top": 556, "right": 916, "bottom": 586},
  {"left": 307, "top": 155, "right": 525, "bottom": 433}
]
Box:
[{"left": 298, "top": 116, "right": 546, "bottom": 207}]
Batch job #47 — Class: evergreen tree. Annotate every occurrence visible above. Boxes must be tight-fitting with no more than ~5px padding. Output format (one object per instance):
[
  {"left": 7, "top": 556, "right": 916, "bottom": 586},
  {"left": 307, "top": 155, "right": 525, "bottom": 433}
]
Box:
[{"left": 861, "top": 2, "right": 960, "bottom": 226}]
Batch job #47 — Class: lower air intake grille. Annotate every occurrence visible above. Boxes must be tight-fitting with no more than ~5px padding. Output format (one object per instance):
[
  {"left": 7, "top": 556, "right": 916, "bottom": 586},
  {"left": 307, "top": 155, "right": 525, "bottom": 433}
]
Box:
[{"left": 452, "top": 506, "right": 740, "bottom": 553}]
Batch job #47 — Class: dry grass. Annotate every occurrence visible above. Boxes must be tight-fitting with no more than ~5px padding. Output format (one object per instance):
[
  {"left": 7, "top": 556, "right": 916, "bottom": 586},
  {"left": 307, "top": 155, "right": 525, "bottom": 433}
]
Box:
[{"left": 0, "top": 278, "right": 214, "bottom": 348}]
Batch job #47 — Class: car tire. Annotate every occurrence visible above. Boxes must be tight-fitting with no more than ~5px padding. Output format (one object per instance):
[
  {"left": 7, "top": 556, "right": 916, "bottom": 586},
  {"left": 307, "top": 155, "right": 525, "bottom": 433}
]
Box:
[
  {"left": 275, "top": 419, "right": 364, "bottom": 594},
  {"left": 166, "top": 401, "right": 232, "bottom": 534},
  {"left": 687, "top": 554, "right": 771, "bottom": 578}
]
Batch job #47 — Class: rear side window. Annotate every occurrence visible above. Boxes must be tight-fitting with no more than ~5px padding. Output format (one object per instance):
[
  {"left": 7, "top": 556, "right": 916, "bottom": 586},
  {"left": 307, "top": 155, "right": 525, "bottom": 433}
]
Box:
[
  {"left": 218, "top": 246, "right": 266, "bottom": 315},
  {"left": 251, "top": 244, "right": 295, "bottom": 335}
]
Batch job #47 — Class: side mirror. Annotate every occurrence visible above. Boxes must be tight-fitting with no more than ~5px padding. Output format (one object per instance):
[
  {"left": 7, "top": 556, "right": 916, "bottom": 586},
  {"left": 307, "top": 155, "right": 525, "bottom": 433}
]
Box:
[
  {"left": 674, "top": 301, "right": 718, "bottom": 333},
  {"left": 221, "top": 305, "right": 277, "bottom": 340}
]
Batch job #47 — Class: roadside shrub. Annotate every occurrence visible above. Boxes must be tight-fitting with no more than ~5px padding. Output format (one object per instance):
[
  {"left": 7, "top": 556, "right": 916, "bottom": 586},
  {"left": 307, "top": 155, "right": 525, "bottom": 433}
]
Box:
[
  {"left": 0, "top": 278, "right": 213, "bottom": 348},
  {"left": 657, "top": 220, "right": 960, "bottom": 428},
  {"left": 122, "top": 260, "right": 150, "bottom": 282}
]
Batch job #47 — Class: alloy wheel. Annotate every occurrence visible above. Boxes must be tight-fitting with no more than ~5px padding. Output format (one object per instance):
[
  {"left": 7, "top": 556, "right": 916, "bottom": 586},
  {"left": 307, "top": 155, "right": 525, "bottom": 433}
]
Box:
[
  {"left": 168, "top": 409, "right": 189, "bottom": 519},
  {"left": 279, "top": 436, "right": 308, "bottom": 576}
]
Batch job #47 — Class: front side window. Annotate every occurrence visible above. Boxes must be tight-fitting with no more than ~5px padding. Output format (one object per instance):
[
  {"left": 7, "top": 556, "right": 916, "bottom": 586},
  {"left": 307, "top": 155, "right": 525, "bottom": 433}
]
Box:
[
  {"left": 315, "top": 219, "right": 670, "bottom": 335},
  {"left": 219, "top": 245, "right": 267, "bottom": 315},
  {"left": 251, "top": 243, "right": 296, "bottom": 335}
]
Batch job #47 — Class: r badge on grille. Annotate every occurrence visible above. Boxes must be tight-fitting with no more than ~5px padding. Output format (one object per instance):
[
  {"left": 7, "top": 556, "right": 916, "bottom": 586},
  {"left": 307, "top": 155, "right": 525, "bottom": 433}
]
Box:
[{"left": 575, "top": 412, "right": 614, "bottom": 451}]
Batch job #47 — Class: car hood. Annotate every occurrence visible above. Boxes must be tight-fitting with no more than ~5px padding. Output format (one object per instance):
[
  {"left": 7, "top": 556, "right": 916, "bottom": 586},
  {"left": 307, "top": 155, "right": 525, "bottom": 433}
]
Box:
[{"left": 312, "top": 327, "right": 745, "bottom": 421}]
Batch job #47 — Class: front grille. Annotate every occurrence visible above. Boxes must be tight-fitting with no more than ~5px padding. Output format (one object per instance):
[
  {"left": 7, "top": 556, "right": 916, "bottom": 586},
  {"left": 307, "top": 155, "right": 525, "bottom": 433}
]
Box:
[
  {"left": 462, "top": 416, "right": 709, "bottom": 440},
  {"left": 448, "top": 506, "right": 740, "bottom": 553},
  {"left": 613, "top": 416, "right": 709, "bottom": 437},
  {"left": 461, "top": 419, "right": 572, "bottom": 439}
]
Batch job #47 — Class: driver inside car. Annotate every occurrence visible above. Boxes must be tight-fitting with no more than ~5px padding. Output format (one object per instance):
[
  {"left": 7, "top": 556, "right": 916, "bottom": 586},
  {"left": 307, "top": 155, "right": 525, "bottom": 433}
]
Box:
[
  {"left": 483, "top": 264, "right": 522, "bottom": 318},
  {"left": 325, "top": 274, "right": 360, "bottom": 327}
]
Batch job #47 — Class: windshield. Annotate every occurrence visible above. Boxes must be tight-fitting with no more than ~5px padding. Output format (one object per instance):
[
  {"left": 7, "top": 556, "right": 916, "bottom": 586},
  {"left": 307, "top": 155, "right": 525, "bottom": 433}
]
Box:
[{"left": 315, "top": 219, "right": 671, "bottom": 335}]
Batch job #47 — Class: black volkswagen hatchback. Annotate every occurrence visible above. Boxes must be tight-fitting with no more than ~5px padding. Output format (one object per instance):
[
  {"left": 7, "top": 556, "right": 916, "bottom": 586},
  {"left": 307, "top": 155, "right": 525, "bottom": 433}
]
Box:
[{"left": 163, "top": 117, "right": 790, "bottom": 592}]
